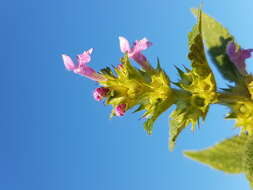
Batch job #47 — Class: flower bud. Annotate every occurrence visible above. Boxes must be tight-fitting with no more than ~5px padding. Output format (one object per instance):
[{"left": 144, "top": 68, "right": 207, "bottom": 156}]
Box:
[
  {"left": 115, "top": 104, "right": 126, "bottom": 116},
  {"left": 93, "top": 87, "right": 110, "bottom": 101}
]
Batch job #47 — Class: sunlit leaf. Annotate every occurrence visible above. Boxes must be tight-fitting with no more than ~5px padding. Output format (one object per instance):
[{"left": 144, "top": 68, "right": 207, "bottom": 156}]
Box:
[{"left": 184, "top": 135, "right": 248, "bottom": 173}]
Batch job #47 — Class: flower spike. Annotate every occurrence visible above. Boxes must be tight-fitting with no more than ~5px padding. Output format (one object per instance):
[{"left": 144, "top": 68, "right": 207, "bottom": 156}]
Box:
[{"left": 62, "top": 9, "right": 253, "bottom": 188}]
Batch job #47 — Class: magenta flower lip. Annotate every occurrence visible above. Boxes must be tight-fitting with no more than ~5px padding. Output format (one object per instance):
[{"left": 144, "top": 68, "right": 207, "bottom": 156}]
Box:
[
  {"left": 118, "top": 36, "right": 153, "bottom": 71},
  {"left": 62, "top": 48, "right": 106, "bottom": 81},
  {"left": 226, "top": 41, "right": 253, "bottom": 74}
]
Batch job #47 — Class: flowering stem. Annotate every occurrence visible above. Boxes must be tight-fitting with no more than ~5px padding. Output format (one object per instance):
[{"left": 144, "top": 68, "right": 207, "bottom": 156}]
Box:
[
  {"left": 172, "top": 88, "right": 191, "bottom": 101},
  {"left": 216, "top": 92, "right": 249, "bottom": 105}
]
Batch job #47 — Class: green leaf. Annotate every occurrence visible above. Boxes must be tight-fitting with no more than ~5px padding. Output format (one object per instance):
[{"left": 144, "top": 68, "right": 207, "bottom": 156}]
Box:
[
  {"left": 184, "top": 135, "right": 248, "bottom": 174},
  {"left": 184, "top": 135, "right": 253, "bottom": 189},
  {"left": 187, "top": 9, "right": 216, "bottom": 83},
  {"left": 244, "top": 137, "right": 253, "bottom": 188},
  {"left": 188, "top": 10, "right": 210, "bottom": 77},
  {"left": 192, "top": 8, "right": 242, "bottom": 82}
]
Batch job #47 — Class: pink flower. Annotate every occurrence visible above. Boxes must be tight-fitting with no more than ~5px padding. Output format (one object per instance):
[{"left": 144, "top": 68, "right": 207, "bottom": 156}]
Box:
[
  {"left": 119, "top": 36, "right": 153, "bottom": 71},
  {"left": 115, "top": 104, "right": 126, "bottom": 116},
  {"left": 93, "top": 87, "right": 110, "bottom": 101},
  {"left": 226, "top": 42, "right": 253, "bottom": 74},
  {"left": 62, "top": 48, "right": 106, "bottom": 81}
]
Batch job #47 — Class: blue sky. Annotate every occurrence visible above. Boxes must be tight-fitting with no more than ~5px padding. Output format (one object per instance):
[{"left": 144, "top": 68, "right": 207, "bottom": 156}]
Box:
[{"left": 2, "top": 0, "right": 253, "bottom": 189}]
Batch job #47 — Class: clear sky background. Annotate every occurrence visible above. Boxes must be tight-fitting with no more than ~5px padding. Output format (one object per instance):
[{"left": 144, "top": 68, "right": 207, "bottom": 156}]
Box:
[{"left": 2, "top": 0, "right": 253, "bottom": 189}]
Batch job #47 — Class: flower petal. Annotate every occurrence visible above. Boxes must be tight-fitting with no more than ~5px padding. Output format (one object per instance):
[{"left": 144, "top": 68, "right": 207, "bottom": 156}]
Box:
[
  {"left": 226, "top": 42, "right": 253, "bottom": 74},
  {"left": 77, "top": 48, "right": 93, "bottom": 65},
  {"left": 119, "top": 36, "right": 131, "bottom": 53},
  {"left": 132, "top": 38, "right": 152, "bottom": 54},
  {"left": 87, "top": 48, "right": 93, "bottom": 55},
  {"left": 226, "top": 42, "right": 236, "bottom": 56},
  {"left": 73, "top": 65, "right": 105, "bottom": 81},
  {"left": 62, "top": 54, "right": 76, "bottom": 71},
  {"left": 121, "top": 37, "right": 153, "bottom": 71},
  {"left": 132, "top": 53, "right": 147, "bottom": 66},
  {"left": 93, "top": 90, "right": 103, "bottom": 101},
  {"left": 63, "top": 49, "right": 106, "bottom": 81}
]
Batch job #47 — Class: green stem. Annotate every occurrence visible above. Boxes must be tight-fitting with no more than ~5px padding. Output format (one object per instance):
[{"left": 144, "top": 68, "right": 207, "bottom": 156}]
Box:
[{"left": 216, "top": 92, "right": 250, "bottom": 105}]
